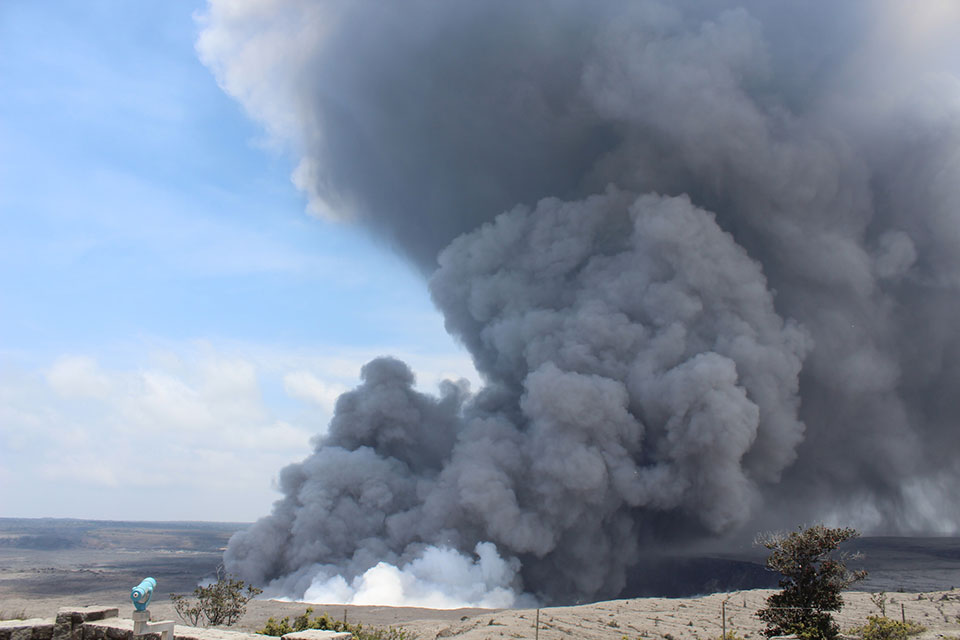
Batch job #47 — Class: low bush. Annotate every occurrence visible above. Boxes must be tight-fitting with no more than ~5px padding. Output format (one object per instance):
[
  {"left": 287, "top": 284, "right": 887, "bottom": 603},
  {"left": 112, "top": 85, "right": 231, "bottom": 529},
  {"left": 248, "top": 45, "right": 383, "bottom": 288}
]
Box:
[
  {"left": 169, "top": 565, "right": 262, "bottom": 627},
  {"left": 848, "top": 616, "right": 925, "bottom": 640},
  {"left": 258, "top": 607, "right": 416, "bottom": 640}
]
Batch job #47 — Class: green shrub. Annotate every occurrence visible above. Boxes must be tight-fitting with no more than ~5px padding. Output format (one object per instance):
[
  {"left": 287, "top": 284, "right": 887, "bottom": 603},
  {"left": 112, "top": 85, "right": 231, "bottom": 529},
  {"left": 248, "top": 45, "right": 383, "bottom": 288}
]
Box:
[
  {"left": 257, "top": 608, "right": 416, "bottom": 640},
  {"left": 848, "top": 616, "right": 925, "bottom": 640},
  {"left": 755, "top": 525, "right": 866, "bottom": 640},
  {"left": 258, "top": 616, "right": 296, "bottom": 636}
]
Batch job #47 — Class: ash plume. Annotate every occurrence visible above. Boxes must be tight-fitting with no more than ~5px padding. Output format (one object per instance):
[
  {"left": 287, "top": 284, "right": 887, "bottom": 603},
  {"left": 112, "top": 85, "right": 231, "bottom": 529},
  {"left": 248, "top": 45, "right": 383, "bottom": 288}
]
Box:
[{"left": 199, "top": 0, "right": 960, "bottom": 604}]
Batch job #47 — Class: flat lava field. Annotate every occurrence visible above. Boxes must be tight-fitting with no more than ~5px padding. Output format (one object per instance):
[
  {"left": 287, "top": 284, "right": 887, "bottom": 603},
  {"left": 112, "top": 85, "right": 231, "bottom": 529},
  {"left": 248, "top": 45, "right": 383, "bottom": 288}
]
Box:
[{"left": 2, "top": 518, "right": 960, "bottom": 640}]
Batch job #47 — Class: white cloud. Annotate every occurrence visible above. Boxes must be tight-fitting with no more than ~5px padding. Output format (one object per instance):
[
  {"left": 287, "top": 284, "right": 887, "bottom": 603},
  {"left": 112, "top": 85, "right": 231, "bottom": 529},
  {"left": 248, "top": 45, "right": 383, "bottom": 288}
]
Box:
[
  {"left": 232, "top": 419, "right": 313, "bottom": 452},
  {"left": 0, "top": 339, "right": 477, "bottom": 521},
  {"left": 46, "top": 355, "right": 112, "bottom": 398},
  {"left": 283, "top": 370, "right": 346, "bottom": 412},
  {"left": 39, "top": 454, "right": 121, "bottom": 488}
]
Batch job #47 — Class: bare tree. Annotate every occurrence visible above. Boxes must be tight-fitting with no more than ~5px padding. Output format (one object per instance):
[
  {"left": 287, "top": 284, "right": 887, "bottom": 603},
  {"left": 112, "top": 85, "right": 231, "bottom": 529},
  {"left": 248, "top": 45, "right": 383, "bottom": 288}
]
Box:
[{"left": 170, "top": 565, "right": 262, "bottom": 627}]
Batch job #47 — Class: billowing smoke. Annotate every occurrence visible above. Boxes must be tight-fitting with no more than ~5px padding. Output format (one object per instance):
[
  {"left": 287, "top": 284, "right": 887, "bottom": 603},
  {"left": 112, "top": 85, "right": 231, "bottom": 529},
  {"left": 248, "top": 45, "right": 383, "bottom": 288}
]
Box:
[{"left": 198, "top": 0, "right": 960, "bottom": 604}]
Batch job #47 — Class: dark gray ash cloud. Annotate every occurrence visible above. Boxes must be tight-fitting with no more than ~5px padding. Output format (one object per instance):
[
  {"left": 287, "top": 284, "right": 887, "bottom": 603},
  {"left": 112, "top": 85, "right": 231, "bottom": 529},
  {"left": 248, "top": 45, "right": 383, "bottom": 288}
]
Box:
[{"left": 199, "top": 0, "right": 960, "bottom": 603}]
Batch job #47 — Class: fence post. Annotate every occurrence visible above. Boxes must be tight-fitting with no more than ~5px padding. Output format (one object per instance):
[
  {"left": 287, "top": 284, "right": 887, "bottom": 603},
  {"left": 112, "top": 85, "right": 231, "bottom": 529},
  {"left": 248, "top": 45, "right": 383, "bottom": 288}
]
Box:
[
  {"left": 901, "top": 602, "right": 907, "bottom": 640},
  {"left": 722, "top": 600, "right": 727, "bottom": 640}
]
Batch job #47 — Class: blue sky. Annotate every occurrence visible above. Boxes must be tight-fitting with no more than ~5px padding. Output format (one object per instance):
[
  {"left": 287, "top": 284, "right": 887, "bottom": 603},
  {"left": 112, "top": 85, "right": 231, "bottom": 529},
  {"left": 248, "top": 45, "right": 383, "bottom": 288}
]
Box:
[{"left": 0, "top": 1, "right": 476, "bottom": 521}]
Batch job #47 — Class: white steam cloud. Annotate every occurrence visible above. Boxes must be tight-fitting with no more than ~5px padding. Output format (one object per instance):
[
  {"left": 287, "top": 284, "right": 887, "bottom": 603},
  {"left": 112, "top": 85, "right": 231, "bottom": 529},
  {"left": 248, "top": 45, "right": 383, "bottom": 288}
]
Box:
[
  {"left": 197, "top": 0, "right": 960, "bottom": 605},
  {"left": 299, "top": 543, "right": 528, "bottom": 609}
]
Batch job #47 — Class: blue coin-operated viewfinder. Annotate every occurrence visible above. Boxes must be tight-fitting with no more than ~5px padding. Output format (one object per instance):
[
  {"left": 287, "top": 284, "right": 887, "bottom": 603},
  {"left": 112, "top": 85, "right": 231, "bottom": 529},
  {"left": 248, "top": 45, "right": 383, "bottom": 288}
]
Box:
[{"left": 131, "top": 577, "right": 157, "bottom": 611}]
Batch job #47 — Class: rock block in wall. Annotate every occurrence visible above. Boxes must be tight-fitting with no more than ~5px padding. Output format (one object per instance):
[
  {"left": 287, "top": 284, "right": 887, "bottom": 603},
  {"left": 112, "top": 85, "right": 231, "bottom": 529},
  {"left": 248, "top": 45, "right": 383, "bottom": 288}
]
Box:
[
  {"left": 82, "top": 618, "right": 134, "bottom": 640},
  {"left": 105, "top": 627, "right": 129, "bottom": 640},
  {"left": 52, "top": 621, "right": 72, "bottom": 640},
  {"left": 78, "top": 612, "right": 117, "bottom": 625},
  {"left": 54, "top": 611, "right": 73, "bottom": 640},
  {"left": 62, "top": 610, "right": 118, "bottom": 625},
  {"left": 174, "top": 627, "right": 274, "bottom": 640},
  {"left": 55, "top": 607, "right": 119, "bottom": 640},
  {"left": 0, "top": 619, "right": 55, "bottom": 640},
  {"left": 31, "top": 623, "right": 55, "bottom": 640},
  {"left": 0, "top": 620, "right": 28, "bottom": 640}
]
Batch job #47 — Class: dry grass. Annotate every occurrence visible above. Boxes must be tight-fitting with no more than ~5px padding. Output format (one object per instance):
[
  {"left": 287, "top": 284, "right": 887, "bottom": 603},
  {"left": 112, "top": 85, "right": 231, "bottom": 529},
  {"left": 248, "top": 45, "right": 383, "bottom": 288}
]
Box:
[{"left": 0, "top": 609, "right": 28, "bottom": 621}]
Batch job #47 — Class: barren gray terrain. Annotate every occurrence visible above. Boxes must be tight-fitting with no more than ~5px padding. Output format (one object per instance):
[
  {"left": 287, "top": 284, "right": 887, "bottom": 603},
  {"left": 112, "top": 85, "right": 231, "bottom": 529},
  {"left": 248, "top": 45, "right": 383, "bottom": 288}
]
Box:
[{"left": 3, "top": 519, "right": 960, "bottom": 639}]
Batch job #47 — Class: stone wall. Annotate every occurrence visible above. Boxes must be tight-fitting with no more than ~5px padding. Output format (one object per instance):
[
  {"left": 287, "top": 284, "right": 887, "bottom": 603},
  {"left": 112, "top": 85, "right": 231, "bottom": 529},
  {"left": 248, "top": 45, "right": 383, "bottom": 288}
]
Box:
[
  {"left": 1, "top": 607, "right": 124, "bottom": 640},
  {"left": 0, "top": 618, "right": 54, "bottom": 640},
  {"left": 0, "top": 609, "right": 349, "bottom": 640}
]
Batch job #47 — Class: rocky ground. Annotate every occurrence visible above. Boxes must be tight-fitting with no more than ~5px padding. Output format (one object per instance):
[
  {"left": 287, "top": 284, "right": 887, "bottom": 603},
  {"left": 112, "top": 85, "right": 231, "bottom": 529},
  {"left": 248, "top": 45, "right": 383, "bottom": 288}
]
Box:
[{"left": 2, "top": 588, "right": 960, "bottom": 640}]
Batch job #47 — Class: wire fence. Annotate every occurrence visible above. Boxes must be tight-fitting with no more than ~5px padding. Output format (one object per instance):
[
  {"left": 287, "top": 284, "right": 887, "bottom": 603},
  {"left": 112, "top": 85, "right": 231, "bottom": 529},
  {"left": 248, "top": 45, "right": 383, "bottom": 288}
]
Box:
[{"left": 513, "top": 591, "right": 960, "bottom": 640}]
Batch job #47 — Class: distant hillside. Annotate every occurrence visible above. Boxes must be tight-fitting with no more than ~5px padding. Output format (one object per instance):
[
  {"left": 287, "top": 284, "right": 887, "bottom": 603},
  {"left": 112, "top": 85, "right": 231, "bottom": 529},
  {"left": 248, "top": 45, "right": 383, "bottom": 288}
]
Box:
[
  {"left": 620, "top": 535, "right": 960, "bottom": 597},
  {"left": 0, "top": 518, "right": 247, "bottom": 553},
  {"left": 2, "top": 518, "right": 959, "bottom": 598}
]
